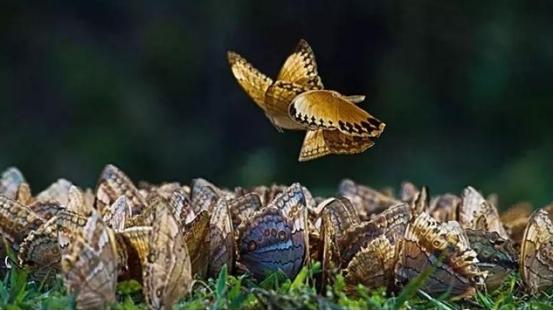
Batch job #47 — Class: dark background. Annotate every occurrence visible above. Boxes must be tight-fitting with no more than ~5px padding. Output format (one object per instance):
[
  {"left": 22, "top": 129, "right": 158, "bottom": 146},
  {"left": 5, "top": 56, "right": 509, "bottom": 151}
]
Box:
[{"left": 0, "top": 0, "right": 551, "bottom": 209}]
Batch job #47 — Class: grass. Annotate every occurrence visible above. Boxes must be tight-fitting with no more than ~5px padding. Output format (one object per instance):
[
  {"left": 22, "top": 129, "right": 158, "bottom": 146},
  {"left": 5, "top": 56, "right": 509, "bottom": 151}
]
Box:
[{"left": 0, "top": 260, "right": 551, "bottom": 310}]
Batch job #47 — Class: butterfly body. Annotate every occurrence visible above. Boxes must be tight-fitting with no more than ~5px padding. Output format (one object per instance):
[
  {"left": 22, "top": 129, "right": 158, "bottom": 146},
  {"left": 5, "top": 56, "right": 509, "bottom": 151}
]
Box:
[{"left": 228, "top": 39, "right": 385, "bottom": 161}]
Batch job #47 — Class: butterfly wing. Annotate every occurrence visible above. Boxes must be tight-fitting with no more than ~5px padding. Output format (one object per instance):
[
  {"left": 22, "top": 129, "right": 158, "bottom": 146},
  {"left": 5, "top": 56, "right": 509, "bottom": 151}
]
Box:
[
  {"left": 227, "top": 51, "right": 273, "bottom": 111},
  {"left": 0, "top": 195, "right": 44, "bottom": 245},
  {"left": 459, "top": 186, "right": 509, "bottom": 239},
  {"left": 208, "top": 198, "right": 235, "bottom": 276},
  {"left": 520, "top": 206, "right": 553, "bottom": 294},
  {"left": 277, "top": 39, "right": 324, "bottom": 90},
  {"left": 299, "top": 129, "right": 376, "bottom": 162},
  {"left": 143, "top": 199, "right": 192, "bottom": 309},
  {"left": 289, "top": 90, "right": 385, "bottom": 137},
  {"left": 95, "top": 164, "right": 147, "bottom": 215},
  {"left": 57, "top": 210, "right": 118, "bottom": 309},
  {"left": 0, "top": 167, "right": 26, "bottom": 200}
]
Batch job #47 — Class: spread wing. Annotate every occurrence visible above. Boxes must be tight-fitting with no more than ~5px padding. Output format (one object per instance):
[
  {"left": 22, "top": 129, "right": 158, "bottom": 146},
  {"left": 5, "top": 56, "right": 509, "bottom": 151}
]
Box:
[
  {"left": 289, "top": 90, "right": 385, "bottom": 137},
  {"left": 227, "top": 51, "right": 273, "bottom": 111},
  {"left": 277, "top": 39, "right": 324, "bottom": 90},
  {"left": 298, "top": 129, "right": 375, "bottom": 161}
]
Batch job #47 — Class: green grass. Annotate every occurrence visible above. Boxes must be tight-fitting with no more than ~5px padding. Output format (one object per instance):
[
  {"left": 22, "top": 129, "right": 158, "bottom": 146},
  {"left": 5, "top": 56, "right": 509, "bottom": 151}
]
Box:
[{"left": 0, "top": 261, "right": 551, "bottom": 310}]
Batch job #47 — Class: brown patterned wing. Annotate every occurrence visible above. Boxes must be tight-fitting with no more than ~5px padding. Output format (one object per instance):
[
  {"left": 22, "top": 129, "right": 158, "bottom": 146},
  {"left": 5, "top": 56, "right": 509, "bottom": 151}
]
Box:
[
  {"left": 114, "top": 226, "right": 151, "bottom": 282},
  {"left": 168, "top": 188, "right": 196, "bottom": 226},
  {"left": 0, "top": 195, "right": 44, "bottom": 245},
  {"left": 344, "top": 235, "right": 396, "bottom": 292},
  {"left": 338, "top": 179, "right": 401, "bottom": 220},
  {"left": 227, "top": 51, "right": 273, "bottom": 111},
  {"left": 465, "top": 229, "right": 518, "bottom": 291},
  {"left": 18, "top": 217, "right": 60, "bottom": 281},
  {"left": 228, "top": 192, "right": 263, "bottom": 228},
  {"left": 298, "top": 129, "right": 375, "bottom": 162},
  {"left": 0, "top": 167, "right": 26, "bottom": 200},
  {"left": 319, "top": 197, "right": 361, "bottom": 286},
  {"left": 143, "top": 199, "right": 192, "bottom": 309},
  {"left": 102, "top": 196, "right": 131, "bottom": 231},
  {"left": 15, "top": 183, "right": 33, "bottom": 205},
  {"left": 57, "top": 209, "right": 118, "bottom": 309},
  {"left": 277, "top": 39, "right": 324, "bottom": 89},
  {"left": 429, "top": 194, "right": 460, "bottom": 222},
  {"left": 184, "top": 210, "right": 210, "bottom": 279},
  {"left": 394, "top": 213, "right": 485, "bottom": 299},
  {"left": 501, "top": 202, "right": 532, "bottom": 247},
  {"left": 520, "top": 206, "right": 553, "bottom": 294},
  {"left": 289, "top": 90, "right": 385, "bottom": 137},
  {"left": 67, "top": 185, "right": 93, "bottom": 216},
  {"left": 36, "top": 179, "right": 73, "bottom": 206},
  {"left": 190, "top": 178, "right": 223, "bottom": 214},
  {"left": 208, "top": 198, "right": 235, "bottom": 277},
  {"left": 338, "top": 202, "right": 410, "bottom": 266},
  {"left": 95, "top": 164, "right": 147, "bottom": 215},
  {"left": 459, "top": 186, "right": 509, "bottom": 239}
]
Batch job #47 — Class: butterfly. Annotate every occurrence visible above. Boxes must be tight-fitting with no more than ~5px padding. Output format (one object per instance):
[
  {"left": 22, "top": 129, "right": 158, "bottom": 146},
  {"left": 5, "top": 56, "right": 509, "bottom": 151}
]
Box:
[
  {"left": 184, "top": 210, "right": 211, "bottom": 279},
  {"left": 208, "top": 197, "right": 235, "bottom": 277},
  {"left": 114, "top": 226, "right": 151, "bottom": 282},
  {"left": 394, "top": 213, "right": 486, "bottom": 299},
  {"left": 429, "top": 193, "right": 461, "bottom": 222},
  {"left": 318, "top": 197, "right": 361, "bottom": 287},
  {"left": 458, "top": 186, "right": 509, "bottom": 239},
  {"left": 143, "top": 196, "right": 192, "bottom": 309},
  {"left": 0, "top": 195, "right": 45, "bottom": 247},
  {"left": 36, "top": 178, "right": 74, "bottom": 206},
  {"left": 57, "top": 209, "right": 118, "bottom": 309},
  {"left": 0, "top": 167, "right": 26, "bottom": 200},
  {"left": 190, "top": 178, "right": 225, "bottom": 214},
  {"left": 227, "top": 39, "right": 385, "bottom": 161},
  {"left": 95, "top": 164, "right": 147, "bottom": 215},
  {"left": 18, "top": 217, "right": 61, "bottom": 282},
  {"left": 102, "top": 196, "right": 131, "bottom": 231},
  {"left": 237, "top": 183, "right": 308, "bottom": 280},
  {"left": 227, "top": 192, "right": 263, "bottom": 228},
  {"left": 500, "top": 202, "right": 532, "bottom": 248},
  {"left": 465, "top": 229, "right": 518, "bottom": 291},
  {"left": 344, "top": 234, "right": 396, "bottom": 293},
  {"left": 520, "top": 205, "right": 553, "bottom": 294},
  {"left": 338, "top": 202, "right": 411, "bottom": 267},
  {"left": 338, "top": 179, "right": 402, "bottom": 221}
]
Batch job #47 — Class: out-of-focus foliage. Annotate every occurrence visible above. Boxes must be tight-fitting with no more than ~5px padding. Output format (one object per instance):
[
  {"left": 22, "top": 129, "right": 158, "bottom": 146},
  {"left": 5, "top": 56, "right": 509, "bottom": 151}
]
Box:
[{"left": 0, "top": 0, "right": 551, "bottom": 208}]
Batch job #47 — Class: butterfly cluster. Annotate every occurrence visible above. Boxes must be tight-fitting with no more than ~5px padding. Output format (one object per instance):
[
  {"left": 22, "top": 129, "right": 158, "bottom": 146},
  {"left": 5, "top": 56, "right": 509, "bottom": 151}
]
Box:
[
  {"left": 0, "top": 166, "right": 551, "bottom": 309},
  {"left": 228, "top": 39, "right": 386, "bottom": 161}
]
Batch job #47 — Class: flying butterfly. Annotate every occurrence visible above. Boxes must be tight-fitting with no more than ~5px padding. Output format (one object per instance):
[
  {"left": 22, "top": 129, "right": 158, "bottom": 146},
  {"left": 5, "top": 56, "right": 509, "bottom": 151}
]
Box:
[{"left": 227, "top": 39, "right": 385, "bottom": 161}]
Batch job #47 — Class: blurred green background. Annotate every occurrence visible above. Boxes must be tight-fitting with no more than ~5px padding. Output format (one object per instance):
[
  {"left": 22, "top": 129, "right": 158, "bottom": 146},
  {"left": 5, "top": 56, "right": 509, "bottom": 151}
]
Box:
[{"left": 0, "top": 0, "right": 551, "bottom": 209}]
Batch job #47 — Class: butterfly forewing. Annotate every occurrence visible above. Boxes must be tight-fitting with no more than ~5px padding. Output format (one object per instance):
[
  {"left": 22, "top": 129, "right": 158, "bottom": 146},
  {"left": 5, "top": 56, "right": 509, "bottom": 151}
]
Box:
[
  {"left": 0, "top": 167, "right": 26, "bottom": 200},
  {"left": 57, "top": 210, "right": 118, "bottom": 309},
  {"left": 520, "top": 206, "right": 553, "bottom": 294},
  {"left": 227, "top": 51, "right": 273, "bottom": 111},
  {"left": 277, "top": 39, "right": 324, "bottom": 90},
  {"left": 208, "top": 198, "right": 235, "bottom": 276},
  {"left": 143, "top": 198, "right": 192, "bottom": 309},
  {"left": 95, "top": 164, "right": 147, "bottom": 215}
]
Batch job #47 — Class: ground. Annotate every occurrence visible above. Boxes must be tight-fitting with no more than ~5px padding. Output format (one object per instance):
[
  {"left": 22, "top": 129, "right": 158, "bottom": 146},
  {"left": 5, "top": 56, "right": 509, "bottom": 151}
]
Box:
[{"left": 0, "top": 260, "right": 552, "bottom": 310}]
